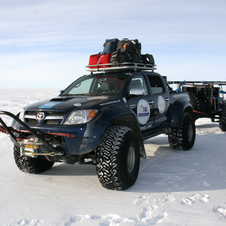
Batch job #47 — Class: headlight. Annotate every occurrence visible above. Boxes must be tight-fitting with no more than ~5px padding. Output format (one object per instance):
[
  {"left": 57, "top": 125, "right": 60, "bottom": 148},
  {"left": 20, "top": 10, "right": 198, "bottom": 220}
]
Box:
[{"left": 64, "top": 110, "right": 98, "bottom": 125}]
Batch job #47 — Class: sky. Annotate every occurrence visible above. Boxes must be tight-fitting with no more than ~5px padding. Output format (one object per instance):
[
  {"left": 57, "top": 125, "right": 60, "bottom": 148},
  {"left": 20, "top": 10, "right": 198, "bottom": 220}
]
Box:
[{"left": 0, "top": 0, "right": 226, "bottom": 89}]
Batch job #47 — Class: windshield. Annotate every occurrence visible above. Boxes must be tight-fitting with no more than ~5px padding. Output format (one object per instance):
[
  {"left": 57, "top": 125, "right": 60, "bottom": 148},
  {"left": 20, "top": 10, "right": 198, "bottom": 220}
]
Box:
[{"left": 61, "top": 74, "right": 128, "bottom": 96}]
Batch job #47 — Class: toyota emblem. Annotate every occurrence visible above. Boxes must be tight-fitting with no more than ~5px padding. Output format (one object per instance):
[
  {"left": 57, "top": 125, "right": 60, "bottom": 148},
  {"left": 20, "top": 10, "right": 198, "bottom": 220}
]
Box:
[{"left": 36, "top": 112, "right": 45, "bottom": 120}]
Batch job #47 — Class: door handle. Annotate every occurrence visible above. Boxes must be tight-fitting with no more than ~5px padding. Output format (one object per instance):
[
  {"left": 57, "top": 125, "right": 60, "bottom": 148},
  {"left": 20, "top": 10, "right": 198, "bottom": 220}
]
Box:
[
  {"left": 129, "top": 104, "right": 136, "bottom": 109},
  {"left": 149, "top": 100, "right": 154, "bottom": 105},
  {"left": 165, "top": 97, "right": 169, "bottom": 102}
]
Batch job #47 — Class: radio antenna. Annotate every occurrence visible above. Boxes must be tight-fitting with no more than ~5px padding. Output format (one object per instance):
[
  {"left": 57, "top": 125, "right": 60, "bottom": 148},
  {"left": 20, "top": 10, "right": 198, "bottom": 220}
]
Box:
[{"left": 99, "top": 0, "right": 104, "bottom": 44}]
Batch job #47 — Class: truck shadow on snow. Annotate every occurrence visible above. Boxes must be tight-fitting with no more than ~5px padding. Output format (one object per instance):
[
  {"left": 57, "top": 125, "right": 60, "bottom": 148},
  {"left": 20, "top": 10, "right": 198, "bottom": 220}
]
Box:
[
  {"left": 41, "top": 130, "right": 226, "bottom": 193},
  {"left": 195, "top": 123, "right": 220, "bottom": 129},
  {"left": 129, "top": 130, "right": 226, "bottom": 193},
  {"left": 42, "top": 163, "right": 96, "bottom": 176}
]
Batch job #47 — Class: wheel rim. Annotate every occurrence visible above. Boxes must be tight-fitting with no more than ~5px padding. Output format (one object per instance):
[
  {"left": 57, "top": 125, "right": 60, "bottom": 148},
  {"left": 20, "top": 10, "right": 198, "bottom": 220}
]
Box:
[
  {"left": 188, "top": 124, "right": 193, "bottom": 142},
  {"left": 127, "top": 146, "right": 135, "bottom": 173}
]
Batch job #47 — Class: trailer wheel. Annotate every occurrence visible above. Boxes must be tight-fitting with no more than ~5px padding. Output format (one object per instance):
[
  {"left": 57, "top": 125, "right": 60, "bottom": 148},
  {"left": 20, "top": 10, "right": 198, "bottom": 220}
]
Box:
[
  {"left": 188, "top": 92, "right": 204, "bottom": 119},
  {"left": 168, "top": 112, "right": 196, "bottom": 150},
  {"left": 14, "top": 145, "right": 54, "bottom": 174},
  {"left": 96, "top": 126, "right": 140, "bottom": 190},
  {"left": 219, "top": 103, "right": 226, "bottom": 132}
]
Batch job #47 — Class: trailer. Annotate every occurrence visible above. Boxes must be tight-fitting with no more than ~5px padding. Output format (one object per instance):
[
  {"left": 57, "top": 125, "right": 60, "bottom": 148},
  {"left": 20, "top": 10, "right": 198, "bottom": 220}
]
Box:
[{"left": 168, "top": 80, "right": 226, "bottom": 131}]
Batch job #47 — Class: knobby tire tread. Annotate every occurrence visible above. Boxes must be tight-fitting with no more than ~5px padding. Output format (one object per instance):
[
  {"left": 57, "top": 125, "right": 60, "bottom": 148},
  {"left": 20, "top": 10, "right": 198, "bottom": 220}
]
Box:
[
  {"left": 96, "top": 126, "right": 139, "bottom": 190},
  {"left": 219, "top": 103, "right": 226, "bottom": 131},
  {"left": 168, "top": 112, "right": 195, "bottom": 150},
  {"left": 14, "top": 145, "right": 54, "bottom": 174}
]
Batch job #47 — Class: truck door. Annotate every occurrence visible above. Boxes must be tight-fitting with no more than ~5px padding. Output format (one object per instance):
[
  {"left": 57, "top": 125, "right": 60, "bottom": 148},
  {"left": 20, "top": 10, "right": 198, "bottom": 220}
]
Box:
[
  {"left": 127, "top": 75, "right": 155, "bottom": 132},
  {"left": 146, "top": 74, "right": 170, "bottom": 128}
]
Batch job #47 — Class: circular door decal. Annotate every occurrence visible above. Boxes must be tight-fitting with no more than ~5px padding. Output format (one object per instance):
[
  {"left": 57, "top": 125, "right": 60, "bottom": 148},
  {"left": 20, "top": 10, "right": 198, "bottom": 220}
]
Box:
[
  {"left": 158, "top": 96, "right": 165, "bottom": 114},
  {"left": 137, "top": 99, "right": 150, "bottom": 125}
]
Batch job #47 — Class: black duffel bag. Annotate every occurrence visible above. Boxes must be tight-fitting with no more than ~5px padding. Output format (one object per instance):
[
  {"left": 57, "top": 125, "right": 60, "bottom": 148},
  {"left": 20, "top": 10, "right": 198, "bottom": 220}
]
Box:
[
  {"left": 111, "top": 38, "right": 143, "bottom": 65},
  {"left": 103, "top": 38, "right": 119, "bottom": 54},
  {"left": 111, "top": 51, "right": 143, "bottom": 66},
  {"left": 141, "top": 54, "right": 155, "bottom": 65},
  {"left": 117, "top": 38, "right": 141, "bottom": 54},
  {"left": 111, "top": 51, "right": 132, "bottom": 66}
]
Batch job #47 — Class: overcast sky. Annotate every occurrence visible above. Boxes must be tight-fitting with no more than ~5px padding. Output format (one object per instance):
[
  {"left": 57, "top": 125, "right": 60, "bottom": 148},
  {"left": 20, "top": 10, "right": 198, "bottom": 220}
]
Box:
[{"left": 1, "top": 0, "right": 226, "bottom": 89}]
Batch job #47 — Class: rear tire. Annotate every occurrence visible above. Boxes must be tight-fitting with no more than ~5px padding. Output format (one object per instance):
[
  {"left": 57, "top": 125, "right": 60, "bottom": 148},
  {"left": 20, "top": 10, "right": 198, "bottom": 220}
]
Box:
[
  {"left": 96, "top": 126, "right": 140, "bottom": 190},
  {"left": 14, "top": 145, "right": 54, "bottom": 174},
  {"left": 219, "top": 103, "right": 226, "bottom": 132},
  {"left": 168, "top": 112, "right": 196, "bottom": 150},
  {"left": 188, "top": 92, "right": 204, "bottom": 120}
]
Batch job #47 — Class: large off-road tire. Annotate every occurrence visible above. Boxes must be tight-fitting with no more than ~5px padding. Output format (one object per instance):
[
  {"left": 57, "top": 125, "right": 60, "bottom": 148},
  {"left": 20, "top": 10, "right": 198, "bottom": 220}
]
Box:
[
  {"left": 219, "top": 103, "right": 226, "bottom": 132},
  {"left": 188, "top": 92, "right": 204, "bottom": 119},
  {"left": 168, "top": 112, "right": 196, "bottom": 150},
  {"left": 14, "top": 145, "right": 54, "bottom": 174},
  {"left": 96, "top": 126, "right": 140, "bottom": 190}
]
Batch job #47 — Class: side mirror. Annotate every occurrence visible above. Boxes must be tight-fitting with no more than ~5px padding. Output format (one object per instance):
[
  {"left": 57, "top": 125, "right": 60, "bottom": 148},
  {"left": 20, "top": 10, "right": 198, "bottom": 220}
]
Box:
[{"left": 129, "top": 87, "right": 145, "bottom": 96}]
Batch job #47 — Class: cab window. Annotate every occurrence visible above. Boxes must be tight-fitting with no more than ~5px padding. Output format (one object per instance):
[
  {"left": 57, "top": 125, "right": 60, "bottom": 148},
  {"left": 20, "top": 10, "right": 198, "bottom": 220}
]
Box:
[
  {"left": 61, "top": 74, "right": 128, "bottom": 96},
  {"left": 148, "top": 75, "right": 164, "bottom": 94},
  {"left": 129, "top": 75, "right": 148, "bottom": 95}
]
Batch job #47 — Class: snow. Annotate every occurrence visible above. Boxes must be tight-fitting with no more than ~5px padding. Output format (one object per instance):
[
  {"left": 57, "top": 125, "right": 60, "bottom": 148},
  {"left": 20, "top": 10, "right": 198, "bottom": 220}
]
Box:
[{"left": 0, "top": 89, "right": 226, "bottom": 226}]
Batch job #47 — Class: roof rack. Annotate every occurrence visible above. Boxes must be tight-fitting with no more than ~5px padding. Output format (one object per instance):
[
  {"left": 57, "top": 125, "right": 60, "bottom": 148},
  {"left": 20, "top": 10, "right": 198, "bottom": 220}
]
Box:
[{"left": 86, "top": 62, "right": 156, "bottom": 72}]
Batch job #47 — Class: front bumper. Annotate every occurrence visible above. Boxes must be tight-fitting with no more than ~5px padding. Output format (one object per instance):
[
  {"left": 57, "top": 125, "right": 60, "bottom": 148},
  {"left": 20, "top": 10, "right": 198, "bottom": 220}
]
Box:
[{"left": 0, "top": 111, "right": 100, "bottom": 156}]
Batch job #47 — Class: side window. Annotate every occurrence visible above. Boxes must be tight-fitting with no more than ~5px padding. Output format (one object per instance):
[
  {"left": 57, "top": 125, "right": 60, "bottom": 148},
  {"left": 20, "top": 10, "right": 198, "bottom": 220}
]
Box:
[
  {"left": 129, "top": 75, "right": 148, "bottom": 95},
  {"left": 148, "top": 76, "right": 164, "bottom": 94}
]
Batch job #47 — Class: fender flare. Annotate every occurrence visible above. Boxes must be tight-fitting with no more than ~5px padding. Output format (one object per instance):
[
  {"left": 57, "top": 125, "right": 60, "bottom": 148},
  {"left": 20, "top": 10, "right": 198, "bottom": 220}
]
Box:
[
  {"left": 170, "top": 100, "right": 193, "bottom": 128},
  {"left": 111, "top": 114, "right": 145, "bottom": 157},
  {"left": 83, "top": 105, "right": 145, "bottom": 157}
]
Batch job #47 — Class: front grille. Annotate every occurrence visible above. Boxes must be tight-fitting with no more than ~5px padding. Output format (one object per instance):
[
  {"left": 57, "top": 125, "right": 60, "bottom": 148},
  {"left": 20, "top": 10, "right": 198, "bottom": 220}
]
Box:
[
  {"left": 26, "top": 119, "right": 37, "bottom": 124},
  {"left": 24, "top": 110, "right": 68, "bottom": 125},
  {"left": 44, "top": 120, "right": 63, "bottom": 125}
]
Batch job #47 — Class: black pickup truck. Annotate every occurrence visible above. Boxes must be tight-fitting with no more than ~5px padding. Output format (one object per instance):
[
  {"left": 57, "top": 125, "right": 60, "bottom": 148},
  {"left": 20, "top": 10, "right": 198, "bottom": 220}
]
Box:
[{"left": 0, "top": 63, "right": 195, "bottom": 190}]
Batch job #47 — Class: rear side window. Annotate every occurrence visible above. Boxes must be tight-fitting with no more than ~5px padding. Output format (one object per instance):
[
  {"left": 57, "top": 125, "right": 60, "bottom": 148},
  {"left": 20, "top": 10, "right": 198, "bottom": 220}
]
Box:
[{"left": 147, "top": 75, "right": 164, "bottom": 94}]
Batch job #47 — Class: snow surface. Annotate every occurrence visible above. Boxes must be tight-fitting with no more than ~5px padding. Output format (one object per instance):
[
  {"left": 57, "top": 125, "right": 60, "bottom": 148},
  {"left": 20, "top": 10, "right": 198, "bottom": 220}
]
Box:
[{"left": 0, "top": 89, "right": 226, "bottom": 226}]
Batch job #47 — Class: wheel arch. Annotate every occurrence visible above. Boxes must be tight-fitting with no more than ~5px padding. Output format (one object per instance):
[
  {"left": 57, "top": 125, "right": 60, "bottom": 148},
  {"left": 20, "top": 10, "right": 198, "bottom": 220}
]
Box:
[
  {"left": 87, "top": 106, "right": 145, "bottom": 158},
  {"left": 111, "top": 115, "right": 146, "bottom": 157},
  {"left": 170, "top": 100, "right": 194, "bottom": 128}
]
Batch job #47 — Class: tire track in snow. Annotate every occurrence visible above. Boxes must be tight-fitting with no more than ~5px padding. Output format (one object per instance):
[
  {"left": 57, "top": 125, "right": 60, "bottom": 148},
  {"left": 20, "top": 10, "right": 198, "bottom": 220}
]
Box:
[{"left": 139, "top": 146, "right": 170, "bottom": 174}]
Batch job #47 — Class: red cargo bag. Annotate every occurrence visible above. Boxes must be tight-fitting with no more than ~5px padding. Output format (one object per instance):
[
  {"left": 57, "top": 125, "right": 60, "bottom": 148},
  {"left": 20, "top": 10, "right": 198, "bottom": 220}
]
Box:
[
  {"left": 88, "top": 54, "right": 101, "bottom": 69},
  {"left": 88, "top": 53, "right": 112, "bottom": 69}
]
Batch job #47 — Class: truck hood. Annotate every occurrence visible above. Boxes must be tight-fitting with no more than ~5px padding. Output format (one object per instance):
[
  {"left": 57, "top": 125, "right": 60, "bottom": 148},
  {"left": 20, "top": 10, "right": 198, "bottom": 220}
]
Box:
[{"left": 24, "top": 95, "right": 116, "bottom": 112}]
